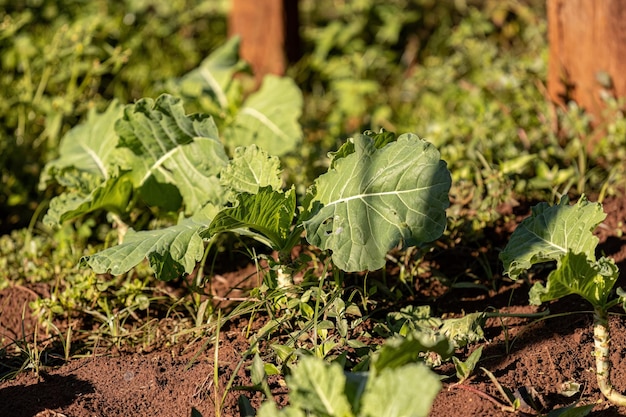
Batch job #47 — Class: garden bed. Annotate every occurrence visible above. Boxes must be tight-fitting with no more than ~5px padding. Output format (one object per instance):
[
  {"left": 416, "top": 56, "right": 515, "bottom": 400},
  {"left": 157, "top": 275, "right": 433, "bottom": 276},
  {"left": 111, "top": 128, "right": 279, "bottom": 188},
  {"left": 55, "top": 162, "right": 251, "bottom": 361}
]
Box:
[
  {"left": 3, "top": 2, "right": 626, "bottom": 416},
  {"left": 1, "top": 195, "right": 626, "bottom": 417}
]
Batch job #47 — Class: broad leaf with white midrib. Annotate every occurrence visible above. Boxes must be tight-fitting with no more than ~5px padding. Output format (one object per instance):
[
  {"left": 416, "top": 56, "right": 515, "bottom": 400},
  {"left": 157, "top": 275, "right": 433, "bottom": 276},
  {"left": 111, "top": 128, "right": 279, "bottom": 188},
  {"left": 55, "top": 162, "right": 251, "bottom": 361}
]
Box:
[
  {"left": 40, "top": 100, "right": 124, "bottom": 187},
  {"left": 82, "top": 212, "right": 214, "bottom": 281},
  {"left": 173, "top": 36, "right": 248, "bottom": 113},
  {"left": 304, "top": 133, "right": 451, "bottom": 272},
  {"left": 500, "top": 196, "right": 606, "bottom": 280},
  {"left": 223, "top": 75, "right": 303, "bottom": 156},
  {"left": 115, "top": 94, "right": 229, "bottom": 213}
]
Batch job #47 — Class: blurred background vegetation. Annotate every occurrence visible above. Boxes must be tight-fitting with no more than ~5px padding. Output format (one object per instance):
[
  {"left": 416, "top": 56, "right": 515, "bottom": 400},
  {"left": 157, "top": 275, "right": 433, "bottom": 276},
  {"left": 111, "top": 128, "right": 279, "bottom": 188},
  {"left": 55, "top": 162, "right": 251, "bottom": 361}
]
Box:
[{"left": 0, "top": 0, "right": 230, "bottom": 231}]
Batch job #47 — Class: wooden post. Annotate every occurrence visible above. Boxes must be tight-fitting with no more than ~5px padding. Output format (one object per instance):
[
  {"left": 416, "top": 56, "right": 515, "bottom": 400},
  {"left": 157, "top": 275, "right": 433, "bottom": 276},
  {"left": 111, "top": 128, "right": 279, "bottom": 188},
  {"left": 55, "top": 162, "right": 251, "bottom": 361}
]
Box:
[
  {"left": 547, "top": 0, "right": 626, "bottom": 123},
  {"left": 228, "top": 0, "right": 301, "bottom": 85}
]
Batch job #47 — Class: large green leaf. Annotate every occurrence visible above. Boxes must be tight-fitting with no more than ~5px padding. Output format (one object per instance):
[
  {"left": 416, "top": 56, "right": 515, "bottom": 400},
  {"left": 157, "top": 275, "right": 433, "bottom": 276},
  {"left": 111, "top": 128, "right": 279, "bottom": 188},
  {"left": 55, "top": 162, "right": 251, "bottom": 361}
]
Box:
[
  {"left": 222, "top": 75, "right": 303, "bottom": 156},
  {"left": 40, "top": 100, "right": 124, "bottom": 187},
  {"left": 303, "top": 133, "right": 451, "bottom": 272},
  {"left": 172, "top": 36, "right": 249, "bottom": 114},
  {"left": 360, "top": 364, "right": 441, "bottom": 417},
  {"left": 286, "top": 356, "right": 353, "bottom": 417},
  {"left": 529, "top": 252, "right": 619, "bottom": 308},
  {"left": 115, "top": 94, "right": 229, "bottom": 214},
  {"left": 500, "top": 196, "right": 606, "bottom": 279},
  {"left": 81, "top": 206, "right": 218, "bottom": 281},
  {"left": 204, "top": 187, "right": 296, "bottom": 250},
  {"left": 40, "top": 101, "right": 129, "bottom": 226},
  {"left": 258, "top": 355, "right": 441, "bottom": 417}
]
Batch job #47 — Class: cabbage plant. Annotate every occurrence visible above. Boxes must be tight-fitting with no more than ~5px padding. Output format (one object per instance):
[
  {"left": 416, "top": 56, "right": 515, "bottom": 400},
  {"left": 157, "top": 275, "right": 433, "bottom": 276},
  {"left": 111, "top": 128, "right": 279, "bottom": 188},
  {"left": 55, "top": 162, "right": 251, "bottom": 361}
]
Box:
[
  {"left": 41, "top": 93, "right": 451, "bottom": 279},
  {"left": 501, "top": 196, "right": 626, "bottom": 406},
  {"left": 81, "top": 128, "right": 450, "bottom": 279}
]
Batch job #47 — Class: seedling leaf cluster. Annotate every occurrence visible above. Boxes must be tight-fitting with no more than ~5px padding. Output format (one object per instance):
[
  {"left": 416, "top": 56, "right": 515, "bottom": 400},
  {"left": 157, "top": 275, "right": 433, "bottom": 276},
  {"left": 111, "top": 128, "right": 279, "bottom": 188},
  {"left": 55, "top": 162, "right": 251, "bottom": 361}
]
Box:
[
  {"left": 501, "top": 196, "right": 626, "bottom": 406},
  {"left": 256, "top": 330, "right": 453, "bottom": 417}
]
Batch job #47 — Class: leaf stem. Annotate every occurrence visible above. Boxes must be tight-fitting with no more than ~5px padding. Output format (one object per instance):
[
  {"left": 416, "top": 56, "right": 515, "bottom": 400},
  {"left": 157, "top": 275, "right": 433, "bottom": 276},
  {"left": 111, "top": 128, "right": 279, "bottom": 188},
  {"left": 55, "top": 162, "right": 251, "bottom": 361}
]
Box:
[
  {"left": 594, "top": 307, "right": 626, "bottom": 406},
  {"left": 483, "top": 310, "right": 552, "bottom": 319},
  {"left": 214, "top": 309, "right": 222, "bottom": 417}
]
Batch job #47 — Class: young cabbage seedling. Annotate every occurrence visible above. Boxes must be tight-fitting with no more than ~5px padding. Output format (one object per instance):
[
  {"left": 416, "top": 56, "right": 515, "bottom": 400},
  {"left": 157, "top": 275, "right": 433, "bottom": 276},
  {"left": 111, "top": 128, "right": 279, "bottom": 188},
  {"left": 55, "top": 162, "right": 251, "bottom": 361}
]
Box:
[{"left": 500, "top": 196, "right": 626, "bottom": 406}]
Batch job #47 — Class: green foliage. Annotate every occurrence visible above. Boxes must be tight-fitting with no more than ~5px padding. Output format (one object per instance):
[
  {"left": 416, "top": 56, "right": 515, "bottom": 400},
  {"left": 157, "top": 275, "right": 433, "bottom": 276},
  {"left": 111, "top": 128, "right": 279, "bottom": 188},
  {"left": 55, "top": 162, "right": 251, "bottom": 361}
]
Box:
[
  {"left": 44, "top": 175, "right": 134, "bottom": 228},
  {"left": 41, "top": 66, "right": 304, "bottom": 278},
  {"left": 41, "top": 35, "right": 304, "bottom": 231},
  {"left": 206, "top": 187, "right": 297, "bottom": 252},
  {"left": 296, "top": 0, "right": 611, "bottom": 237},
  {"left": 0, "top": 221, "right": 174, "bottom": 351},
  {"left": 358, "top": 364, "right": 441, "bottom": 417},
  {"left": 529, "top": 252, "right": 618, "bottom": 309},
  {"left": 221, "top": 145, "right": 283, "bottom": 194},
  {"left": 298, "top": 0, "right": 544, "bottom": 138},
  {"left": 501, "top": 196, "right": 619, "bottom": 310},
  {"left": 385, "top": 305, "right": 486, "bottom": 350},
  {"left": 39, "top": 100, "right": 125, "bottom": 186},
  {"left": 372, "top": 332, "right": 452, "bottom": 372},
  {"left": 170, "top": 36, "right": 249, "bottom": 117},
  {"left": 304, "top": 133, "right": 451, "bottom": 272},
  {"left": 115, "top": 94, "right": 228, "bottom": 214},
  {"left": 169, "top": 38, "right": 304, "bottom": 156},
  {"left": 440, "top": 313, "right": 487, "bottom": 348},
  {"left": 0, "top": 0, "right": 228, "bottom": 223},
  {"left": 501, "top": 196, "right": 626, "bottom": 406},
  {"left": 0, "top": 225, "right": 94, "bottom": 288},
  {"left": 285, "top": 356, "right": 353, "bottom": 417},
  {"left": 5, "top": 3, "right": 626, "bottom": 411},
  {"left": 222, "top": 75, "right": 304, "bottom": 156},
  {"left": 500, "top": 196, "right": 605, "bottom": 280},
  {"left": 84, "top": 214, "right": 210, "bottom": 282},
  {"left": 42, "top": 94, "right": 229, "bottom": 226},
  {"left": 258, "top": 338, "right": 446, "bottom": 417},
  {"left": 76, "top": 128, "right": 450, "bottom": 279},
  {"left": 453, "top": 346, "right": 483, "bottom": 384}
]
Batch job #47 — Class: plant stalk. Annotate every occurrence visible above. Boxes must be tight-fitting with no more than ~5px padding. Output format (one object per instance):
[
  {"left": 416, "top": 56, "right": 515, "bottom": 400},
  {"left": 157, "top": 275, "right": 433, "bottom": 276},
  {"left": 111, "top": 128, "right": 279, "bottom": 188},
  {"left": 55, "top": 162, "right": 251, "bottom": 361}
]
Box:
[{"left": 593, "top": 307, "right": 626, "bottom": 406}]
